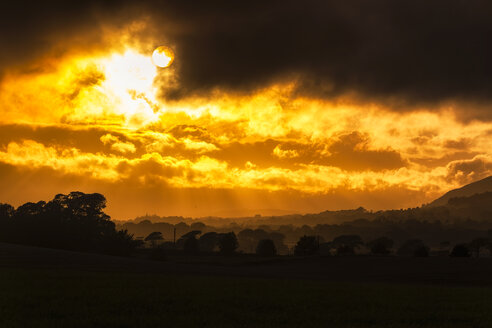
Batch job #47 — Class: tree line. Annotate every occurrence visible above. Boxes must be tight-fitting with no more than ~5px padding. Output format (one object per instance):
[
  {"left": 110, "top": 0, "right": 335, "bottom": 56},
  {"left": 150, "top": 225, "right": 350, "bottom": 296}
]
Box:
[
  {"left": 0, "top": 192, "right": 140, "bottom": 255},
  {"left": 141, "top": 229, "right": 492, "bottom": 258},
  {"left": 1, "top": 191, "right": 492, "bottom": 259},
  {"left": 120, "top": 192, "right": 492, "bottom": 253}
]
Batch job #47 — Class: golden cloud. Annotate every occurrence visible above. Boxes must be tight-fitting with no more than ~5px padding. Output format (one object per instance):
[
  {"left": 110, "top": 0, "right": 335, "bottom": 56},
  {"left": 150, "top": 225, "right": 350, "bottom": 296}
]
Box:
[{"left": 1, "top": 25, "right": 492, "bottom": 217}]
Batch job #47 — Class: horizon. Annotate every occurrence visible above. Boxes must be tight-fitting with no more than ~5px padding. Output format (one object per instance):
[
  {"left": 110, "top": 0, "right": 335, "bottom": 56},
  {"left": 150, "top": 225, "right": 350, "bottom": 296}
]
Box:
[{"left": 5, "top": 173, "right": 490, "bottom": 222}]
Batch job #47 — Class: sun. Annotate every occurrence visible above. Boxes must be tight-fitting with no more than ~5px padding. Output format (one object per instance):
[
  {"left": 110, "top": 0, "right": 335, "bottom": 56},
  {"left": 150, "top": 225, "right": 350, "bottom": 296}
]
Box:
[
  {"left": 152, "top": 46, "right": 174, "bottom": 68},
  {"left": 72, "top": 49, "right": 161, "bottom": 126}
]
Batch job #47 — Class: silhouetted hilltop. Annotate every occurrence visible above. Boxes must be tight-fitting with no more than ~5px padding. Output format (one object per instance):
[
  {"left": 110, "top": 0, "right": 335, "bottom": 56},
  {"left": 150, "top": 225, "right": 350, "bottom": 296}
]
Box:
[
  {"left": 429, "top": 176, "right": 492, "bottom": 207},
  {"left": 446, "top": 192, "right": 492, "bottom": 221}
]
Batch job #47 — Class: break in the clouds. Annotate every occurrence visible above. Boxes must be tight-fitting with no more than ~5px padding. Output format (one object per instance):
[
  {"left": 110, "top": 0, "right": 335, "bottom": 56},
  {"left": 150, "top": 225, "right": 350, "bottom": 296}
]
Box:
[{"left": 1, "top": 1, "right": 492, "bottom": 219}]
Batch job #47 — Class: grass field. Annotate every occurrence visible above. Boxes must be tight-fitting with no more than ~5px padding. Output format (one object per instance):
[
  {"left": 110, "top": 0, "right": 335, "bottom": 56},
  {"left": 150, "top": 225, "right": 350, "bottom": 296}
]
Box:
[
  {"left": 2, "top": 243, "right": 492, "bottom": 327},
  {"left": 1, "top": 268, "right": 492, "bottom": 328}
]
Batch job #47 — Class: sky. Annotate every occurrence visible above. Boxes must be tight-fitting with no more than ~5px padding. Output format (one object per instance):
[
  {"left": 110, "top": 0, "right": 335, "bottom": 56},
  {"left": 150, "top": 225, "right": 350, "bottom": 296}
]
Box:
[{"left": 1, "top": 1, "right": 492, "bottom": 220}]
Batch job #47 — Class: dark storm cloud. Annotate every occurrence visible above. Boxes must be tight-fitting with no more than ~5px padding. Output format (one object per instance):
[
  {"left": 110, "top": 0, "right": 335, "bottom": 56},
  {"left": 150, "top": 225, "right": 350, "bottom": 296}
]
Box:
[
  {"left": 148, "top": 0, "right": 492, "bottom": 109},
  {"left": 0, "top": 1, "right": 98, "bottom": 71},
  {"left": 0, "top": 0, "right": 148, "bottom": 74},
  {"left": 2, "top": 1, "right": 492, "bottom": 112}
]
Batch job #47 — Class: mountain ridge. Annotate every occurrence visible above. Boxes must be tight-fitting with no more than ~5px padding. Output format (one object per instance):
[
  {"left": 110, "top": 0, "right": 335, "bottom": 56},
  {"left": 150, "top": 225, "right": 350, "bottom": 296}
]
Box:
[{"left": 428, "top": 176, "right": 492, "bottom": 207}]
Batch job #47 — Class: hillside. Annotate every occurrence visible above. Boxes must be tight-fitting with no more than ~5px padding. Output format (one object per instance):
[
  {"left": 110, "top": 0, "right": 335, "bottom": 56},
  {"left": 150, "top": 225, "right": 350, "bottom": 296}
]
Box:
[{"left": 429, "top": 176, "right": 492, "bottom": 207}]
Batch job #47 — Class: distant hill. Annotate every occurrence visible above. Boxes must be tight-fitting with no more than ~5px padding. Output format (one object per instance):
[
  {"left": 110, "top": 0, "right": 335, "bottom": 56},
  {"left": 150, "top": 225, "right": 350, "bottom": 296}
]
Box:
[
  {"left": 210, "top": 208, "right": 300, "bottom": 218},
  {"left": 122, "top": 207, "right": 373, "bottom": 227},
  {"left": 429, "top": 176, "right": 492, "bottom": 207}
]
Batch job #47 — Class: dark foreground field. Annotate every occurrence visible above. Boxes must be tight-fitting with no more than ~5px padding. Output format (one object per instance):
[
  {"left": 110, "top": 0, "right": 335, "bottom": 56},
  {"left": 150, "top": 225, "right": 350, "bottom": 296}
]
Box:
[{"left": 2, "top": 243, "right": 492, "bottom": 327}]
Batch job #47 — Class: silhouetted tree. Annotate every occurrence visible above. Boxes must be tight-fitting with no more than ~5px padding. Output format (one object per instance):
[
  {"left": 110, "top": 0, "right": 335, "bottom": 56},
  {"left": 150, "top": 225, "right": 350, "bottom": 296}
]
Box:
[
  {"left": 101, "top": 229, "right": 143, "bottom": 255},
  {"left": 256, "top": 239, "right": 277, "bottom": 257},
  {"left": 0, "top": 203, "right": 14, "bottom": 220},
  {"left": 199, "top": 232, "right": 220, "bottom": 252},
  {"left": 397, "top": 239, "right": 429, "bottom": 257},
  {"left": 367, "top": 237, "right": 394, "bottom": 255},
  {"left": 237, "top": 229, "right": 257, "bottom": 253},
  {"left": 414, "top": 245, "right": 430, "bottom": 257},
  {"left": 218, "top": 232, "right": 238, "bottom": 255},
  {"left": 269, "top": 232, "right": 288, "bottom": 255},
  {"left": 294, "top": 235, "right": 319, "bottom": 256},
  {"left": 145, "top": 231, "right": 164, "bottom": 248},
  {"left": 177, "top": 230, "right": 201, "bottom": 249},
  {"left": 332, "top": 235, "right": 363, "bottom": 256},
  {"left": 0, "top": 192, "right": 138, "bottom": 255},
  {"left": 0, "top": 203, "right": 14, "bottom": 240},
  {"left": 469, "top": 237, "right": 491, "bottom": 258},
  {"left": 183, "top": 235, "right": 199, "bottom": 254},
  {"left": 190, "top": 222, "right": 206, "bottom": 231},
  {"left": 336, "top": 245, "right": 355, "bottom": 255},
  {"left": 450, "top": 244, "right": 471, "bottom": 257},
  {"left": 174, "top": 222, "right": 190, "bottom": 238},
  {"left": 440, "top": 241, "right": 451, "bottom": 250},
  {"left": 319, "top": 242, "right": 333, "bottom": 256},
  {"left": 237, "top": 229, "right": 288, "bottom": 254}
]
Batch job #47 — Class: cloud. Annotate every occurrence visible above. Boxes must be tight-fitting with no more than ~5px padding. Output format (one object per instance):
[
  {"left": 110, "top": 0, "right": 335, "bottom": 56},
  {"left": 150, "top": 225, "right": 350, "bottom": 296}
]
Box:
[
  {"left": 0, "top": 122, "right": 486, "bottom": 217},
  {"left": 0, "top": 1, "right": 153, "bottom": 76},
  {"left": 0, "top": 161, "right": 433, "bottom": 220},
  {"left": 211, "top": 132, "right": 405, "bottom": 172},
  {"left": 0, "top": 123, "right": 142, "bottom": 156},
  {"left": 167, "top": 124, "right": 212, "bottom": 142},
  {"left": 445, "top": 155, "right": 492, "bottom": 185},
  {"left": 3, "top": 2, "right": 492, "bottom": 218},
  {"left": 65, "top": 66, "right": 105, "bottom": 100},
  {"left": 443, "top": 138, "right": 472, "bottom": 150},
  {"left": 273, "top": 145, "right": 299, "bottom": 159},
  {"left": 0, "top": 135, "right": 438, "bottom": 195},
  {"left": 1, "top": 1, "right": 492, "bottom": 120},
  {"left": 146, "top": 1, "right": 492, "bottom": 115},
  {"left": 100, "top": 133, "right": 136, "bottom": 154},
  {"left": 320, "top": 132, "right": 406, "bottom": 171}
]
